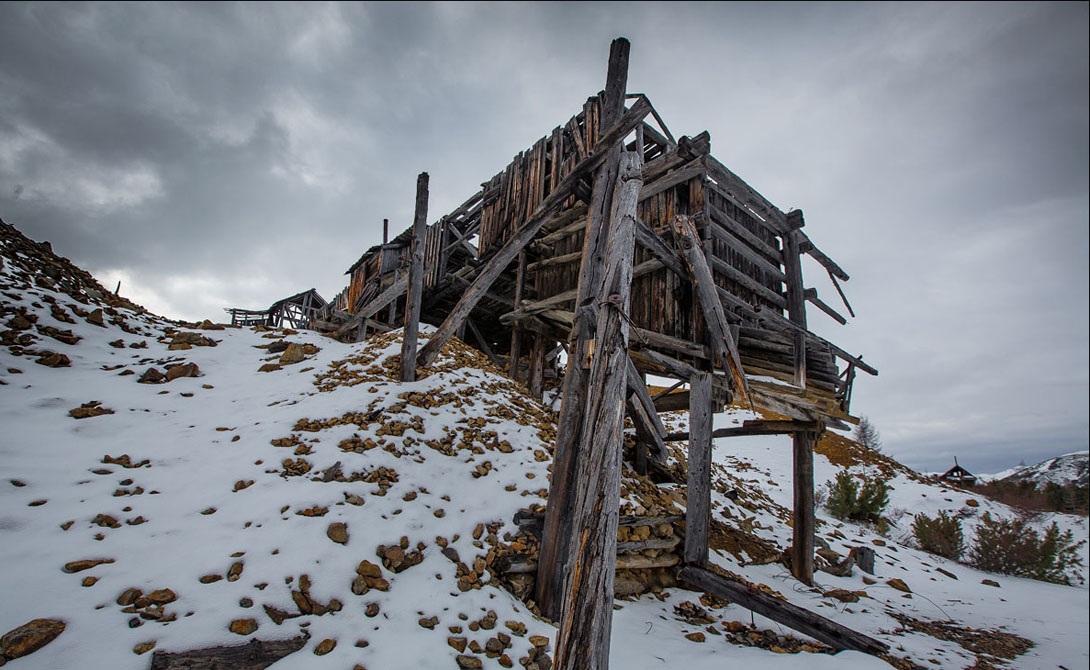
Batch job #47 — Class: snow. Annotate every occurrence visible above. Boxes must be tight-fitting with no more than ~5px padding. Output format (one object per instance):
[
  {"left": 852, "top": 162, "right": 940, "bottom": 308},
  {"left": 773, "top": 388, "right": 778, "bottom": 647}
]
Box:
[{"left": 1, "top": 240, "right": 1088, "bottom": 669}]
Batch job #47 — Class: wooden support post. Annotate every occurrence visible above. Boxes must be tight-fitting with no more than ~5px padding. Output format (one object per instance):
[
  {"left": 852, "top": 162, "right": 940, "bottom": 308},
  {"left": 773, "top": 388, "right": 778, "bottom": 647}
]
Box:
[
  {"left": 783, "top": 209, "right": 808, "bottom": 388},
  {"left": 382, "top": 218, "right": 389, "bottom": 245},
  {"left": 400, "top": 173, "right": 429, "bottom": 382},
  {"left": 538, "top": 37, "right": 633, "bottom": 623},
  {"left": 528, "top": 333, "right": 546, "bottom": 400},
  {"left": 684, "top": 371, "right": 712, "bottom": 567},
  {"left": 509, "top": 251, "right": 528, "bottom": 381},
  {"left": 554, "top": 146, "right": 642, "bottom": 670},
  {"left": 792, "top": 430, "right": 816, "bottom": 586}
]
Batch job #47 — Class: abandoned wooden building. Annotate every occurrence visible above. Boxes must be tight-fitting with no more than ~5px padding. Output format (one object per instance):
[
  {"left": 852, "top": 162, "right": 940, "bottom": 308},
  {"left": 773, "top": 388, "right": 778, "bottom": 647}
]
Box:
[
  {"left": 226, "top": 288, "right": 326, "bottom": 330},
  {"left": 940, "top": 458, "right": 978, "bottom": 487},
  {"left": 303, "top": 37, "right": 883, "bottom": 667}
]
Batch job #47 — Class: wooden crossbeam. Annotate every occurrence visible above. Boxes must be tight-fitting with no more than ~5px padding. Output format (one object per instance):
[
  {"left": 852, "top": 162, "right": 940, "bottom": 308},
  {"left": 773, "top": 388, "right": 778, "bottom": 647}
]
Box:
[
  {"left": 414, "top": 95, "right": 653, "bottom": 371},
  {"left": 679, "top": 567, "right": 889, "bottom": 655},
  {"left": 663, "top": 419, "right": 823, "bottom": 442}
]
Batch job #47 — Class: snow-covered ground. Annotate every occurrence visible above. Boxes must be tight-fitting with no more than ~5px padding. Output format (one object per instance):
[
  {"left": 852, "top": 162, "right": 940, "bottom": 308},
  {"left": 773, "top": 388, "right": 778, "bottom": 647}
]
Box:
[{"left": 1, "top": 232, "right": 1087, "bottom": 669}]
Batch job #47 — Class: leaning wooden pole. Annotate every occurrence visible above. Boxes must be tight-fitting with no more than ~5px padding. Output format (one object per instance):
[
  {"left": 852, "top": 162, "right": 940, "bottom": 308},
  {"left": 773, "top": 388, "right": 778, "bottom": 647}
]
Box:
[
  {"left": 400, "top": 172, "right": 429, "bottom": 382},
  {"left": 554, "top": 149, "right": 643, "bottom": 670},
  {"left": 538, "top": 36, "right": 631, "bottom": 621}
]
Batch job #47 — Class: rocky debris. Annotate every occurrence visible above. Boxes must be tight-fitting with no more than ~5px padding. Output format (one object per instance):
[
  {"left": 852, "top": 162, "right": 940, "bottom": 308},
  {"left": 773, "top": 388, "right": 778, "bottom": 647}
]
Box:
[
  {"left": 133, "top": 641, "right": 156, "bottom": 655},
  {"left": 258, "top": 363, "right": 281, "bottom": 373},
  {"left": 36, "top": 324, "right": 80, "bottom": 345},
  {"left": 448, "top": 636, "right": 468, "bottom": 652},
  {"left": 674, "top": 601, "right": 713, "bottom": 624},
  {"left": 823, "top": 589, "right": 865, "bottom": 603},
  {"left": 886, "top": 578, "right": 911, "bottom": 593},
  {"left": 0, "top": 222, "right": 147, "bottom": 312},
  {"left": 103, "top": 454, "right": 150, "bottom": 468},
  {"left": 165, "top": 362, "right": 200, "bottom": 381},
  {"left": 167, "top": 331, "right": 218, "bottom": 350},
  {"left": 198, "top": 319, "right": 225, "bottom": 330},
  {"left": 890, "top": 613, "right": 1033, "bottom": 666},
  {"left": 351, "top": 560, "right": 390, "bottom": 595},
  {"left": 279, "top": 342, "right": 305, "bottom": 365},
  {"left": 981, "top": 579, "right": 1000, "bottom": 588},
  {"left": 377, "top": 540, "right": 425, "bottom": 574},
  {"left": 63, "top": 558, "right": 114, "bottom": 573},
  {"left": 35, "top": 351, "right": 70, "bottom": 368},
  {"left": 0, "top": 618, "right": 66, "bottom": 661},
  {"left": 85, "top": 308, "right": 105, "bottom": 327},
  {"left": 327, "top": 522, "right": 348, "bottom": 544},
  {"left": 313, "top": 639, "right": 336, "bottom": 655},
  {"left": 233, "top": 480, "right": 254, "bottom": 492},
  {"left": 684, "top": 631, "right": 706, "bottom": 642},
  {"left": 138, "top": 367, "right": 165, "bottom": 384},
  {"left": 229, "top": 619, "right": 258, "bottom": 636},
  {"left": 456, "top": 655, "right": 483, "bottom": 669},
  {"left": 69, "top": 401, "right": 114, "bottom": 419}
]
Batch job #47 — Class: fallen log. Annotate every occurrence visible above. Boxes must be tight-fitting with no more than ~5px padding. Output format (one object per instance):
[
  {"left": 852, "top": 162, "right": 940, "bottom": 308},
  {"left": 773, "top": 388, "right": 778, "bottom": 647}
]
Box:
[
  {"left": 149, "top": 636, "right": 307, "bottom": 670},
  {"left": 678, "top": 566, "right": 889, "bottom": 655}
]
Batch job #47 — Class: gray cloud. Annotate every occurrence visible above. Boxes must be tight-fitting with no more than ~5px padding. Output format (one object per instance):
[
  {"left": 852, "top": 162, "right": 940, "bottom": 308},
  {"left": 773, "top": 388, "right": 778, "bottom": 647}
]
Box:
[{"left": 0, "top": 1, "right": 1086, "bottom": 474}]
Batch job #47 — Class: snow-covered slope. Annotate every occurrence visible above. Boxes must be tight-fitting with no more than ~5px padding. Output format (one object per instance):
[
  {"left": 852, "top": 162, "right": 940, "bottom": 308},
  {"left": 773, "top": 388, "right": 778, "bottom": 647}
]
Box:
[
  {"left": 1, "top": 224, "right": 1087, "bottom": 670},
  {"left": 988, "top": 452, "right": 1090, "bottom": 489}
]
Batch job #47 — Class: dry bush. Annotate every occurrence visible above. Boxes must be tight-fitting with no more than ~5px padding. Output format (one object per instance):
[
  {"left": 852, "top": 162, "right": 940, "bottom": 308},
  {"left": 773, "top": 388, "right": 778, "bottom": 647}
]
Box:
[
  {"left": 969, "top": 512, "right": 1085, "bottom": 585},
  {"left": 912, "top": 511, "right": 964, "bottom": 560}
]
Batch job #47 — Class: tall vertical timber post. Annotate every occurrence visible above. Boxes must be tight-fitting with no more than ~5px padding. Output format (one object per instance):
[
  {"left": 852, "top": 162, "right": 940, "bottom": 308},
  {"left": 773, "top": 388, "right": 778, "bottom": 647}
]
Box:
[
  {"left": 400, "top": 172, "right": 429, "bottom": 382},
  {"left": 684, "top": 371, "right": 713, "bottom": 567},
  {"left": 783, "top": 208, "right": 815, "bottom": 585},
  {"left": 537, "top": 37, "right": 630, "bottom": 621},
  {"left": 554, "top": 149, "right": 643, "bottom": 670}
]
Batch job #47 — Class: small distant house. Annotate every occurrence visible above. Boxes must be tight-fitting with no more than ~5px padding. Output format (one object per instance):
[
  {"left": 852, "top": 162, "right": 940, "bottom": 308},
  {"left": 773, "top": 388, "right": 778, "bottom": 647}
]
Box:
[{"left": 940, "top": 458, "right": 977, "bottom": 487}]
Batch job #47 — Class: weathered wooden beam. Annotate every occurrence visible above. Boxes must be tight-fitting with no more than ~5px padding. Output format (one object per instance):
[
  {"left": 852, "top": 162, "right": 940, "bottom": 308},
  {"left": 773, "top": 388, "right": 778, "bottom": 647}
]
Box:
[
  {"left": 782, "top": 211, "right": 808, "bottom": 389},
  {"left": 684, "top": 371, "right": 713, "bottom": 566},
  {"left": 704, "top": 155, "right": 788, "bottom": 234},
  {"left": 625, "top": 360, "right": 668, "bottom": 468},
  {"left": 804, "top": 288, "right": 847, "bottom": 325},
  {"left": 793, "top": 430, "right": 817, "bottom": 585},
  {"left": 400, "top": 172, "right": 429, "bottom": 382},
  {"left": 798, "top": 231, "right": 849, "bottom": 281},
  {"left": 553, "top": 97, "right": 640, "bottom": 670},
  {"left": 678, "top": 567, "right": 889, "bottom": 655},
  {"left": 709, "top": 252, "right": 787, "bottom": 310},
  {"left": 629, "top": 347, "right": 702, "bottom": 380},
  {"left": 663, "top": 419, "right": 824, "bottom": 442},
  {"left": 542, "top": 46, "right": 643, "bottom": 630},
  {"left": 674, "top": 215, "right": 750, "bottom": 404},
  {"left": 334, "top": 274, "right": 409, "bottom": 339},
  {"left": 828, "top": 271, "right": 856, "bottom": 318},
  {"left": 509, "top": 251, "right": 527, "bottom": 380},
  {"left": 415, "top": 95, "right": 652, "bottom": 371},
  {"left": 638, "top": 163, "right": 705, "bottom": 203},
  {"left": 625, "top": 358, "right": 668, "bottom": 438},
  {"left": 528, "top": 332, "right": 546, "bottom": 400},
  {"left": 705, "top": 212, "right": 787, "bottom": 282},
  {"left": 149, "top": 637, "right": 307, "bottom": 670},
  {"left": 527, "top": 250, "right": 582, "bottom": 272},
  {"left": 633, "top": 215, "right": 686, "bottom": 280}
]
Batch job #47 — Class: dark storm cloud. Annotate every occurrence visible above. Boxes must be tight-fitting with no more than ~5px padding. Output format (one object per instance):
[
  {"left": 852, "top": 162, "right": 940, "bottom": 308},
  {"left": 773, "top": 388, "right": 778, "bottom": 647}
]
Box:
[{"left": 0, "top": 2, "right": 1086, "bottom": 473}]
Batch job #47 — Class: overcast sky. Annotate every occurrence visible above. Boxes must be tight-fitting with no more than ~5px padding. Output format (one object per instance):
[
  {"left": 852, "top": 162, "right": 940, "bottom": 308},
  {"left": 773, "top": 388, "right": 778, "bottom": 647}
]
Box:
[{"left": 1, "top": 2, "right": 1086, "bottom": 474}]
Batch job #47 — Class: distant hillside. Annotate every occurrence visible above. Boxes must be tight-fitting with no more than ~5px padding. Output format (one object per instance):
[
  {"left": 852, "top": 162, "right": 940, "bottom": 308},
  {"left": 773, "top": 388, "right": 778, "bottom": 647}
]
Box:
[{"left": 994, "top": 452, "right": 1089, "bottom": 489}]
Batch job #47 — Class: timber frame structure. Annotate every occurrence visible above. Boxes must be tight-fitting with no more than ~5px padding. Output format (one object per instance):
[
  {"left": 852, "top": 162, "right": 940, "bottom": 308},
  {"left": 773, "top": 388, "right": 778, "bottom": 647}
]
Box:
[
  {"left": 306, "top": 38, "right": 883, "bottom": 666},
  {"left": 226, "top": 288, "right": 326, "bottom": 330}
]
